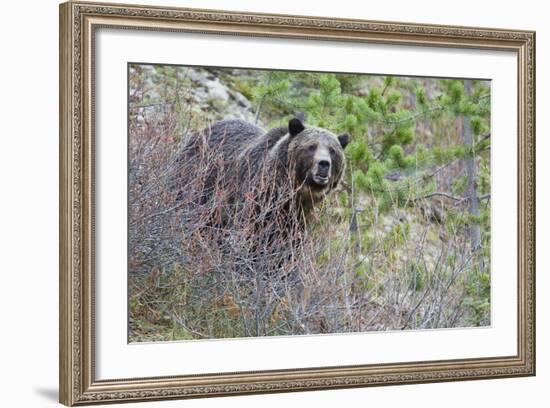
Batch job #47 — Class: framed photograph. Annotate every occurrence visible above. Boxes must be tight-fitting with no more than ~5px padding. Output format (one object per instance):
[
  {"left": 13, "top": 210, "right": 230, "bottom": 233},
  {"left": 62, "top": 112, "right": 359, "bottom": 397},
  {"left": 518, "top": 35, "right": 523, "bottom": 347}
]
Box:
[{"left": 59, "top": 1, "right": 535, "bottom": 405}]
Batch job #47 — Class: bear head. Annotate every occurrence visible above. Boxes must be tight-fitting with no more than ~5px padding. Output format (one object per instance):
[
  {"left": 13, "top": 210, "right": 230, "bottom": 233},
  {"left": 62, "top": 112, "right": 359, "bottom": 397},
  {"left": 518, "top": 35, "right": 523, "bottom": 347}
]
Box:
[{"left": 285, "top": 118, "right": 349, "bottom": 207}]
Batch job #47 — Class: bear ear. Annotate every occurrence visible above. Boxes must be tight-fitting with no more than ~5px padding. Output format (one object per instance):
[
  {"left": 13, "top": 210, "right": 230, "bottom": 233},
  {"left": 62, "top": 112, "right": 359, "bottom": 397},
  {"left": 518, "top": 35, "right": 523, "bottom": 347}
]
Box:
[
  {"left": 338, "top": 133, "right": 350, "bottom": 149},
  {"left": 288, "top": 118, "right": 305, "bottom": 137}
]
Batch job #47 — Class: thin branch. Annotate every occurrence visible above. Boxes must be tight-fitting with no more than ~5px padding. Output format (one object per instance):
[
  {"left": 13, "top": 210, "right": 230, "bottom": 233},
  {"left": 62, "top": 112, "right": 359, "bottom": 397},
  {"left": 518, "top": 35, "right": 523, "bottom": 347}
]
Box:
[
  {"left": 415, "top": 192, "right": 463, "bottom": 202},
  {"left": 254, "top": 71, "right": 273, "bottom": 124}
]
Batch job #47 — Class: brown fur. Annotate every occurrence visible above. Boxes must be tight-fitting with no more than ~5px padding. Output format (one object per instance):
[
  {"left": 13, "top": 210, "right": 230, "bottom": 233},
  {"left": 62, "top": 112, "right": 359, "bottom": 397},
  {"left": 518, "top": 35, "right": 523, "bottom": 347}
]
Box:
[{"left": 189, "top": 118, "right": 349, "bottom": 229}]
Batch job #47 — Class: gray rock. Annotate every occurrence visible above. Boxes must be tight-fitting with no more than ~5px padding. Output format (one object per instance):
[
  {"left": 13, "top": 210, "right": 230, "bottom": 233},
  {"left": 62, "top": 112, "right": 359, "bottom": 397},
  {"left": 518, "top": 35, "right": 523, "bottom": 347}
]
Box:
[
  {"left": 204, "top": 79, "right": 230, "bottom": 102},
  {"left": 184, "top": 67, "right": 207, "bottom": 84}
]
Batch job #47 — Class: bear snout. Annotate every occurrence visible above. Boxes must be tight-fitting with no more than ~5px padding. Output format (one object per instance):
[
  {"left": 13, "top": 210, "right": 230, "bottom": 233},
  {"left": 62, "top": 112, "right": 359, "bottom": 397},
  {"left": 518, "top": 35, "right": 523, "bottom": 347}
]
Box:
[
  {"left": 317, "top": 160, "right": 330, "bottom": 176},
  {"left": 311, "top": 159, "right": 331, "bottom": 186}
]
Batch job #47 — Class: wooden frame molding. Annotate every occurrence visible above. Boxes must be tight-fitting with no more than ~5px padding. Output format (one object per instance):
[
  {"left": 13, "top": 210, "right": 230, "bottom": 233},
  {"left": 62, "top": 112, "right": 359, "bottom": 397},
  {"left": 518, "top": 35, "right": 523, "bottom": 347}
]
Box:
[{"left": 59, "top": 1, "right": 535, "bottom": 405}]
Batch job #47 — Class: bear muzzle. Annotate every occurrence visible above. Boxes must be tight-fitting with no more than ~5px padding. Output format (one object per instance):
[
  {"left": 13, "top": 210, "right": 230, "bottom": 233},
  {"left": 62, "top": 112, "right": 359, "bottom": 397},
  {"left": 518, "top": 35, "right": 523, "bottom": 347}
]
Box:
[{"left": 312, "top": 159, "right": 331, "bottom": 186}]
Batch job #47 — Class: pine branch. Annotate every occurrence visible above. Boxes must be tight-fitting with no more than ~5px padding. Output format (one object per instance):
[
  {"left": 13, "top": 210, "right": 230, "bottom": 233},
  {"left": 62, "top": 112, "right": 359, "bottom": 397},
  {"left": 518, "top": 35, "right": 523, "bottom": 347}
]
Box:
[
  {"left": 383, "top": 105, "right": 445, "bottom": 125},
  {"left": 378, "top": 93, "right": 491, "bottom": 127}
]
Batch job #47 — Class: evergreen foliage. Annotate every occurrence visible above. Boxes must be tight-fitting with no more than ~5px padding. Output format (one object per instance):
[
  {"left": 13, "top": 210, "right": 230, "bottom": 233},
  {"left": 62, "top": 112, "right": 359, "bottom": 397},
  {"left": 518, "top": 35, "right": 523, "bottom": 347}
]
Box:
[{"left": 242, "top": 70, "right": 491, "bottom": 327}]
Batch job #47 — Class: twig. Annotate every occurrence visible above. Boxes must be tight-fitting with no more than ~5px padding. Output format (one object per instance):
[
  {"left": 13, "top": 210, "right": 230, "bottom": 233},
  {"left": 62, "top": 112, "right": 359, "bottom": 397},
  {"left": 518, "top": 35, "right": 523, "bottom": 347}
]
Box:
[{"left": 415, "top": 192, "right": 463, "bottom": 202}]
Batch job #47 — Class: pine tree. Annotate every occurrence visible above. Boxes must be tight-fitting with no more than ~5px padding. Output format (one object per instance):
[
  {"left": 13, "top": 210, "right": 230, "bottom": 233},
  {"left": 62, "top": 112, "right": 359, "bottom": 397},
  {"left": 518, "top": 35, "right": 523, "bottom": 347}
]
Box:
[{"left": 247, "top": 71, "right": 491, "bottom": 324}]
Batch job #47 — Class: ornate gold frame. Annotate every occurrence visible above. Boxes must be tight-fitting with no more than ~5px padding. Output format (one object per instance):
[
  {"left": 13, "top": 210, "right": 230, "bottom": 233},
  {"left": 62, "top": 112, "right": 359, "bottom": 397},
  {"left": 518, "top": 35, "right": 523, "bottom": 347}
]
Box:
[{"left": 59, "top": 1, "right": 536, "bottom": 405}]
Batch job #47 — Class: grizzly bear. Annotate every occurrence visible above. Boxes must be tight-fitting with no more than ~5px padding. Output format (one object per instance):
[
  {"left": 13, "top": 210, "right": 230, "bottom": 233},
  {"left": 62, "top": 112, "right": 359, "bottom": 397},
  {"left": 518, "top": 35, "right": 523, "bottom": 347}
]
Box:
[{"left": 188, "top": 117, "right": 349, "bottom": 234}]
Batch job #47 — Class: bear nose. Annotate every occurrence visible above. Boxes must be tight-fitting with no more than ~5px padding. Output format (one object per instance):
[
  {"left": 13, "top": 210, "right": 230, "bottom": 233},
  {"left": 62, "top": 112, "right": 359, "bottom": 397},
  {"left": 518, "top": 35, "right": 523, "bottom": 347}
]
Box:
[{"left": 318, "top": 160, "right": 330, "bottom": 175}]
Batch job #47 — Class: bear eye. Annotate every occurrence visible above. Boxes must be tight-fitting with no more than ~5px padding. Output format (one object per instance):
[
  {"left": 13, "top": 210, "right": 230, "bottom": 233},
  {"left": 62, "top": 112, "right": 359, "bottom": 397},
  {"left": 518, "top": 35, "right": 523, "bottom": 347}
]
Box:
[
  {"left": 329, "top": 147, "right": 336, "bottom": 155},
  {"left": 308, "top": 144, "right": 317, "bottom": 152}
]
